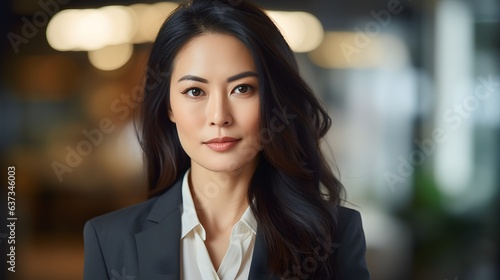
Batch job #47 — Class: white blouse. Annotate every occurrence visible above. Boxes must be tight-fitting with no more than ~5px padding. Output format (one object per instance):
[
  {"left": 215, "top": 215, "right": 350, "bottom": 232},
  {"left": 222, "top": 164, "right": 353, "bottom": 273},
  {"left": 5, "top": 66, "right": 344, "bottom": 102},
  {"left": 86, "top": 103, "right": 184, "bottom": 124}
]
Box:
[{"left": 180, "top": 170, "right": 258, "bottom": 280}]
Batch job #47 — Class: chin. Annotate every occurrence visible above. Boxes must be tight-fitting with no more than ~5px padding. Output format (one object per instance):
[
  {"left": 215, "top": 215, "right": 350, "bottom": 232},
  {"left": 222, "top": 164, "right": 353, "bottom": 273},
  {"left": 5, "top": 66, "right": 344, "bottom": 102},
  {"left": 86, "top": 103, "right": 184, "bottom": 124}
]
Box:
[{"left": 196, "top": 156, "right": 257, "bottom": 173}]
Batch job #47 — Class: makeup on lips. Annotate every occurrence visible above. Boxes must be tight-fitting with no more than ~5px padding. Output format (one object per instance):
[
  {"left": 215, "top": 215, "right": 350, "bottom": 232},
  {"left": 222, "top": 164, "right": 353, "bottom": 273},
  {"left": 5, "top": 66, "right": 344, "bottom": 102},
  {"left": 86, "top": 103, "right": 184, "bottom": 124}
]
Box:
[{"left": 203, "top": 137, "right": 241, "bottom": 152}]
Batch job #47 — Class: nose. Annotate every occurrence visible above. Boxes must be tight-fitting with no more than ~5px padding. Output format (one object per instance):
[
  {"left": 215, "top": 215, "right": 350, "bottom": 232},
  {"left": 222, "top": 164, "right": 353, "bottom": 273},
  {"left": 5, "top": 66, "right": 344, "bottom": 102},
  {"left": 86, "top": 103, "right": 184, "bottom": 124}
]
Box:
[{"left": 207, "top": 92, "right": 233, "bottom": 127}]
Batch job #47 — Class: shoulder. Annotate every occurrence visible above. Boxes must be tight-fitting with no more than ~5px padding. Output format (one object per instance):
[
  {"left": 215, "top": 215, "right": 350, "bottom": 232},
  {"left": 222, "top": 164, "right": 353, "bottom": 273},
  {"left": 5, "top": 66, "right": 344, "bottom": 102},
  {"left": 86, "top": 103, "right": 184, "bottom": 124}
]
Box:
[
  {"left": 333, "top": 205, "right": 366, "bottom": 247},
  {"left": 337, "top": 205, "right": 362, "bottom": 219},
  {"left": 336, "top": 205, "right": 364, "bottom": 233},
  {"left": 332, "top": 205, "right": 366, "bottom": 256},
  {"left": 84, "top": 177, "right": 183, "bottom": 238},
  {"left": 331, "top": 205, "right": 370, "bottom": 280},
  {"left": 85, "top": 196, "right": 161, "bottom": 235}
]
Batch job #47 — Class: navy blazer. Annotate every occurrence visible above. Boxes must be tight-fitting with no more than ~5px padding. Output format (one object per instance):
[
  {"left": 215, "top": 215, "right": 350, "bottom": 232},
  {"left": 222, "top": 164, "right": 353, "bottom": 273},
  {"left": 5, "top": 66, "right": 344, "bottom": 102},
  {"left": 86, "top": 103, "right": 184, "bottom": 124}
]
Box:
[{"left": 83, "top": 177, "right": 370, "bottom": 280}]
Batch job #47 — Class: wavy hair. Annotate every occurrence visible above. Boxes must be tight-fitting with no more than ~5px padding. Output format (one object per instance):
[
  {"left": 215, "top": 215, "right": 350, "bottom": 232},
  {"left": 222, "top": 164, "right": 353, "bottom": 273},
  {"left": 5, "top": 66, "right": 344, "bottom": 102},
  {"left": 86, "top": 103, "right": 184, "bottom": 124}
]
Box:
[{"left": 139, "top": 0, "right": 345, "bottom": 277}]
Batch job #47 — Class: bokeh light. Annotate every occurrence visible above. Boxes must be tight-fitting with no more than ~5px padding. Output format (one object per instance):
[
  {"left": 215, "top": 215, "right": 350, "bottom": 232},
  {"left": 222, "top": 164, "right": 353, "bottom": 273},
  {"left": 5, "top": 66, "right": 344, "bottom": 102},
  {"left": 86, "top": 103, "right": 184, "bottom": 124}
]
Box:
[
  {"left": 267, "top": 11, "right": 324, "bottom": 53},
  {"left": 87, "top": 44, "right": 134, "bottom": 71}
]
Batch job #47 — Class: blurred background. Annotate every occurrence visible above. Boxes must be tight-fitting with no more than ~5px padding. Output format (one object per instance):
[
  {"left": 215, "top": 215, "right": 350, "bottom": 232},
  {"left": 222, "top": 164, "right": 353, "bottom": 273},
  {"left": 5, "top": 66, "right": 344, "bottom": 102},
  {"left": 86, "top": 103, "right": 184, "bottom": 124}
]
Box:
[{"left": 0, "top": 0, "right": 498, "bottom": 279}]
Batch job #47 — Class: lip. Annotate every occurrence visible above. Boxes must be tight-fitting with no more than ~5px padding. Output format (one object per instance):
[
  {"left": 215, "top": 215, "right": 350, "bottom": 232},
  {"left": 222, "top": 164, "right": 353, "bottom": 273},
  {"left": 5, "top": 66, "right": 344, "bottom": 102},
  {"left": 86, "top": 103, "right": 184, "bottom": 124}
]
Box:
[{"left": 203, "top": 137, "right": 241, "bottom": 152}]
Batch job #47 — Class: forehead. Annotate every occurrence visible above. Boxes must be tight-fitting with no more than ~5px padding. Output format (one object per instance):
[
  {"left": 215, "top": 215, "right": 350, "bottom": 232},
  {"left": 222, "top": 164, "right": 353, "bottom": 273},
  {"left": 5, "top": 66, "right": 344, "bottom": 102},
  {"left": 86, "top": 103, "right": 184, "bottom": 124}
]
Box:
[{"left": 171, "top": 33, "right": 256, "bottom": 79}]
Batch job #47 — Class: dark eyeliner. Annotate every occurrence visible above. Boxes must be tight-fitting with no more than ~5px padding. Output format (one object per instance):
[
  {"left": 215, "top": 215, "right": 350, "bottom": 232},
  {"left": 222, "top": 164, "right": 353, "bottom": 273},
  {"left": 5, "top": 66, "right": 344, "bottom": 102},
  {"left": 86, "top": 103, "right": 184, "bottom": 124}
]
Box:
[{"left": 233, "top": 84, "right": 254, "bottom": 93}]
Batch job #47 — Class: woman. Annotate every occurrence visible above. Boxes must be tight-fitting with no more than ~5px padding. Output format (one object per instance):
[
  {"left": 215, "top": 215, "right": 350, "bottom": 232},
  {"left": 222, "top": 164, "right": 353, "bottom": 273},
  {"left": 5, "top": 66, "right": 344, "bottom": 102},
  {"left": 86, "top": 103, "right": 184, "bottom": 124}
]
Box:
[{"left": 83, "top": 0, "right": 370, "bottom": 279}]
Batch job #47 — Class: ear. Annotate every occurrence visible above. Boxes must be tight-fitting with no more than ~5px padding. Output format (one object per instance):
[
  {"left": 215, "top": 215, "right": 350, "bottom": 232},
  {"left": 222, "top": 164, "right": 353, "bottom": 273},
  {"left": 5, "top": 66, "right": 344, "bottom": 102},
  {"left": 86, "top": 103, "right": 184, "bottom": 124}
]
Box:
[{"left": 168, "top": 108, "right": 176, "bottom": 123}]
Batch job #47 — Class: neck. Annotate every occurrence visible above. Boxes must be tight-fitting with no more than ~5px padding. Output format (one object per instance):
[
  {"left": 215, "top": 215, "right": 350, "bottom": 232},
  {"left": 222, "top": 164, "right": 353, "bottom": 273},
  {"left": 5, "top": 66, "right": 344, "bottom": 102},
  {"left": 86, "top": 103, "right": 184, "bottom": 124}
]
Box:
[{"left": 188, "top": 159, "right": 257, "bottom": 232}]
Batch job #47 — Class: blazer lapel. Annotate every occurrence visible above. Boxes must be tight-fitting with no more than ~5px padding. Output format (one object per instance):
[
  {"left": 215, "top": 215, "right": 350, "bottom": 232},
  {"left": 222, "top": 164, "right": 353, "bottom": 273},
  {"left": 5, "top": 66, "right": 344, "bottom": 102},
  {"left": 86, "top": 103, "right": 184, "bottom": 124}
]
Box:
[
  {"left": 135, "top": 179, "right": 183, "bottom": 280},
  {"left": 134, "top": 177, "right": 279, "bottom": 280},
  {"left": 249, "top": 229, "right": 280, "bottom": 280}
]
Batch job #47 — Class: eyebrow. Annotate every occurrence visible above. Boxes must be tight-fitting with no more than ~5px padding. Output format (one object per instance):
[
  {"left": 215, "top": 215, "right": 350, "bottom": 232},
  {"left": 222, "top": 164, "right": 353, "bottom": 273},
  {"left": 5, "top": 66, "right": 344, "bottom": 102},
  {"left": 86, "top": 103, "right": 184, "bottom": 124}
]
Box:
[
  {"left": 227, "top": 71, "right": 258, "bottom": 82},
  {"left": 177, "top": 75, "right": 208, "bottom": 83},
  {"left": 177, "top": 71, "right": 258, "bottom": 83}
]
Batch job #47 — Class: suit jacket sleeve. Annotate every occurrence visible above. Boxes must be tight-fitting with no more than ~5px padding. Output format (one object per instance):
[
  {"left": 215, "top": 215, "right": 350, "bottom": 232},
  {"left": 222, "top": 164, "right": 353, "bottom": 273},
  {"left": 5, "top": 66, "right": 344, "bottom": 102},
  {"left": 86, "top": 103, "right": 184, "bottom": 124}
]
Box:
[
  {"left": 83, "top": 220, "right": 109, "bottom": 280},
  {"left": 333, "top": 208, "right": 370, "bottom": 280}
]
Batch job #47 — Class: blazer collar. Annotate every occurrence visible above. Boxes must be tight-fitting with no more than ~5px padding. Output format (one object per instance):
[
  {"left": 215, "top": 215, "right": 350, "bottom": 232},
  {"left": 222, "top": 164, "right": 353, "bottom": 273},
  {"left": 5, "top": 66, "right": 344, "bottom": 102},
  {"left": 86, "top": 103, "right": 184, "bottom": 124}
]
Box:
[
  {"left": 134, "top": 176, "right": 279, "bottom": 280},
  {"left": 249, "top": 230, "right": 280, "bottom": 280},
  {"left": 135, "top": 177, "right": 183, "bottom": 279}
]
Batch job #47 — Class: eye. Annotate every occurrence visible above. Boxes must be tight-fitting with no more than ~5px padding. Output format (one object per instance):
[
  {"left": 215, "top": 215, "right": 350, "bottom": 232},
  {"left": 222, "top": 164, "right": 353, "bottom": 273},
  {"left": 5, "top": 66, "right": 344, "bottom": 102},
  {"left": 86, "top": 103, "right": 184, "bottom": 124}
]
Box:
[
  {"left": 232, "top": 84, "right": 253, "bottom": 94},
  {"left": 182, "top": 87, "right": 205, "bottom": 97}
]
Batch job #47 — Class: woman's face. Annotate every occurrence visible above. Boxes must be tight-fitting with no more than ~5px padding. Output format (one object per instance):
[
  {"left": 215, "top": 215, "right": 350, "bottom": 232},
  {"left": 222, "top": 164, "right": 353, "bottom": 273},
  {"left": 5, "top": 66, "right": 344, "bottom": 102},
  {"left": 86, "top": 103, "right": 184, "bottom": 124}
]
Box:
[{"left": 169, "top": 33, "right": 261, "bottom": 173}]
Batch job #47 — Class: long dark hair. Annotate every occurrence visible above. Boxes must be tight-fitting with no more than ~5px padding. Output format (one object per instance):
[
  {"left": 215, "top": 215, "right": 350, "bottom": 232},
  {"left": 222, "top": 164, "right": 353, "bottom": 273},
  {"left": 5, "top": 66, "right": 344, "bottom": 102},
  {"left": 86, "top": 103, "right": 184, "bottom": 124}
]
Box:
[{"left": 139, "top": 0, "right": 345, "bottom": 277}]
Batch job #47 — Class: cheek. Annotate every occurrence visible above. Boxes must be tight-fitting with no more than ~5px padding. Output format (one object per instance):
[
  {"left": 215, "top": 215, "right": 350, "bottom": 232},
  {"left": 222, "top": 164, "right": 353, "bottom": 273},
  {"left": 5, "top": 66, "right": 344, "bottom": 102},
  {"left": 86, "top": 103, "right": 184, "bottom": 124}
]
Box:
[
  {"left": 169, "top": 106, "right": 187, "bottom": 141},
  {"left": 172, "top": 108, "right": 201, "bottom": 134},
  {"left": 170, "top": 94, "right": 202, "bottom": 127},
  {"left": 170, "top": 107, "right": 200, "bottom": 154},
  {"left": 250, "top": 111, "right": 260, "bottom": 134},
  {"left": 238, "top": 101, "right": 260, "bottom": 135}
]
